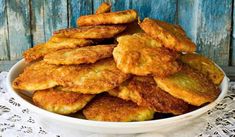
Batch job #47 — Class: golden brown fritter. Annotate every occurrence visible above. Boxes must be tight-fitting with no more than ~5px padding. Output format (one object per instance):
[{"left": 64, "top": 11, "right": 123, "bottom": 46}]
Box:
[
  {"left": 139, "top": 18, "right": 196, "bottom": 52},
  {"left": 12, "top": 61, "right": 58, "bottom": 91},
  {"left": 23, "top": 37, "right": 92, "bottom": 62},
  {"left": 53, "top": 25, "right": 126, "bottom": 39},
  {"left": 180, "top": 53, "right": 224, "bottom": 85},
  {"left": 47, "top": 36, "right": 93, "bottom": 49},
  {"left": 83, "top": 94, "right": 154, "bottom": 122},
  {"left": 33, "top": 88, "right": 95, "bottom": 115},
  {"left": 54, "top": 58, "right": 130, "bottom": 94},
  {"left": 95, "top": 2, "right": 111, "bottom": 14},
  {"left": 109, "top": 76, "right": 191, "bottom": 115},
  {"left": 113, "top": 33, "right": 181, "bottom": 77},
  {"left": 23, "top": 43, "right": 48, "bottom": 62},
  {"left": 115, "top": 21, "right": 144, "bottom": 38},
  {"left": 154, "top": 65, "right": 220, "bottom": 106},
  {"left": 77, "top": 10, "right": 137, "bottom": 26},
  {"left": 44, "top": 44, "right": 115, "bottom": 65}
]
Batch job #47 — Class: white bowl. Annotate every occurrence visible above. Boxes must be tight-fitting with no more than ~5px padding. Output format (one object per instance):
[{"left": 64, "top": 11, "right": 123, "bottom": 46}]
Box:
[{"left": 7, "top": 59, "right": 229, "bottom": 134}]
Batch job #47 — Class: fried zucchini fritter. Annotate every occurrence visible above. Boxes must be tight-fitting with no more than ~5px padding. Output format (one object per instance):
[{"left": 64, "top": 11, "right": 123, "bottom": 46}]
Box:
[
  {"left": 113, "top": 33, "right": 181, "bottom": 77},
  {"left": 53, "top": 25, "right": 126, "bottom": 39},
  {"left": 47, "top": 36, "right": 93, "bottom": 49},
  {"left": 77, "top": 10, "right": 137, "bottom": 26},
  {"left": 180, "top": 53, "right": 224, "bottom": 85},
  {"left": 12, "top": 61, "right": 58, "bottom": 91},
  {"left": 115, "top": 21, "right": 144, "bottom": 38},
  {"left": 33, "top": 88, "right": 94, "bottom": 115},
  {"left": 154, "top": 66, "right": 220, "bottom": 106},
  {"left": 95, "top": 2, "right": 111, "bottom": 14},
  {"left": 23, "top": 37, "right": 92, "bottom": 62},
  {"left": 139, "top": 18, "right": 196, "bottom": 52},
  {"left": 44, "top": 44, "right": 115, "bottom": 65},
  {"left": 23, "top": 43, "right": 48, "bottom": 62},
  {"left": 109, "top": 76, "right": 191, "bottom": 115},
  {"left": 83, "top": 94, "right": 154, "bottom": 122},
  {"left": 54, "top": 58, "right": 129, "bottom": 94}
]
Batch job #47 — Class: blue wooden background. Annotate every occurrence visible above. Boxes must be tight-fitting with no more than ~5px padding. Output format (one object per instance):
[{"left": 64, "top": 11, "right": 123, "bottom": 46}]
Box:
[{"left": 0, "top": 0, "right": 235, "bottom": 76}]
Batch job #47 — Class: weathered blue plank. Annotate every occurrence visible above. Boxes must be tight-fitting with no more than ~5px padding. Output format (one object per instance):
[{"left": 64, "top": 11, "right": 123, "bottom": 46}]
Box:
[
  {"left": 110, "top": 0, "right": 131, "bottom": 11},
  {"left": 0, "top": 0, "right": 9, "bottom": 60},
  {"left": 131, "top": 0, "right": 177, "bottom": 23},
  {"left": 178, "top": 0, "right": 198, "bottom": 42},
  {"left": 31, "top": 0, "right": 45, "bottom": 45},
  {"left": 7, "top": 0, "right": 32, "bottom": 60},
  {"left": 69, "top": 0, "right": 93, "bottom": 27},
  {"left": 93, "top": 0, "right": 131, "bottom": 13},
  {"left": 93, "top": 0, "right": 176, "bottom": 23},
  {"left": 93, "top": 0, "right": 109, "bottom": 13},
  {"left": 44, "top": 0, "right": 68, "bottom": 41},
  {"left": 232, "top": 0, "right": 235, "bottom": 66},
  {"left": 195, "top": 0, "right": 232, "bottom": 66}
]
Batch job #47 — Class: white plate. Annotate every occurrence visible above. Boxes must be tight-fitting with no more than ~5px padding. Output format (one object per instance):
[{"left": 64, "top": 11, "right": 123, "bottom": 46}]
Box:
[{"left": 6, "top": 59, "right": 229, "bottom": 134}]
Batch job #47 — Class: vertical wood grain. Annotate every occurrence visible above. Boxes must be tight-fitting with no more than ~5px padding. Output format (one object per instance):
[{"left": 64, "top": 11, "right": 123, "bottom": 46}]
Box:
[
  {"left": 44, "top": 0, "right": 68, "bottom": 41},
  {"left": 131, "top": 0, "right": 177, "bottom": 23},
  {"left": 178, "top": 0, "right": 198, "bottom": 42},
  {"left": 93, "top": 0, "right": 109, "bottom": 12},
  {"left": 232, "top": 0, "right": 235, "bottom": 66},
  {"left": 110, "top": 0, "right": 131, "bottom": 11},
  {"left": 93, "top": 0, "right": 176, "bottom": 23},
  {"left": 7, "top": 0, "right": 31, "bottom": 60},
  {"left": 196, "top": 0, "right": 232, "bottom": 66},
  {"left": 31, "top": 0, "right": 45, "bottom": 45},
  {"left": 69, "top": 0, "right": 93, "bottom": 27},
  {"left": 0, "top": 0, "right": 9, "bottom": 60},
  {"left": 178, "top": 0, "right": 232, "bottom": 66},
  {"left": 93, "top": 0, "right": 131, "bottom": 13}
]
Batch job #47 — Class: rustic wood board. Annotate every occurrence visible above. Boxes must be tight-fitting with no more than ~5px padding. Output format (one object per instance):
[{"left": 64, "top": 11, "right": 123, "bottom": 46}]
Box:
[
  {"left": 232, "top": 0, "right": 235, "bottom": 66},
  {"left": 93, "top": 0, "right": 131, "bottom": 12},
  {"left": 44, "top": 0, "right": 68, "bottom": 41},
  {"left": 0, "top": 0, "right": 9, "bottom": 60},
  {"left": 132, "top": 0, "right": 177, "bottom": 23},
  {"left": 31, "top": 0, "right": 45, "bottom": 45},
  {"left": 7, "top": 0, "right": 32, "bottom": 60},
  {"left": 93, "top": 0, "right": 176, "bottom": 23},
  {"left": 0, "top": 60, "right": 19, "bottom": 72},
  {"left": 178, "top": 0, "right": 198, "bottom": 42},
  {"left": 196, "top": 0, "right": 232, "bottom": 66},
  {"left": 69, "top": 0, "right": 93, "bottom": 27},
  {"left": 178, "top": 0, "right": 232, "bottom": 66}
]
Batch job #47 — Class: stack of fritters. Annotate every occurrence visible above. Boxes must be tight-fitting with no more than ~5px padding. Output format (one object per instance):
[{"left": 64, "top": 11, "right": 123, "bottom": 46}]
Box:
[{"left": 13, "top": 3, "right": 224, "bottom": 122}]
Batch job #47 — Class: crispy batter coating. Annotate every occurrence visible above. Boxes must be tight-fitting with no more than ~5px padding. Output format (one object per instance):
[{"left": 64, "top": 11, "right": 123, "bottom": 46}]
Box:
[
  {"left": 23, "top": 43, "right": 47, "bottom": 62},
  {"left": 83, "top": 94, "right": 154, "bottom": 122},
  {"left": 23, "top": 37, "right": 92, "bottom": 62},
  {"left": 154, "top": 66, "right": 220, "bottom": 106},
  {"left": 113, "top": 33, "right": 181, "bottom": 77},
  {"left": 180, "top": 53, "right": 224, "bottom": 85},
  {"left": 139, "top": 18, "right": 196, "bottom": 52},
  {"left": 53, "top": 25, "right": 126, "bottom": 39},
  {"left": 109, "top": 76, "right": 191, "bottom": 115},
  {"left": 54, "top": 58, "right": 129, "bottom": 94},
  {"left": 95, "top": 2, "right": 111, "bottom": 14},
  {"left": 44, "top": 45, "right": 115, "bottom": 65},
  {"left": 12, "top": 61, "right": 58, "bottom": 91},
  {"left": 115, "top": 21, "right": 144, "bottom": 38},
  {"left": 33, "top": 88, "right": 94, "bottom": 115},
  {"left": 77, "top": 10, "right": 137, "bottom": 26},
  {"left": 47, "top": 36, "right": 93, "bottom": 49}
]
